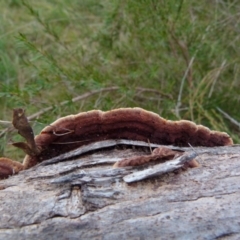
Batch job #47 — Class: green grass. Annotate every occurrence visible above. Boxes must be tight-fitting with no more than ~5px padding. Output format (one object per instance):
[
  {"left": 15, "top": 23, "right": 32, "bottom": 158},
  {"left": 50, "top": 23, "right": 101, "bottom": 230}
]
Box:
[{"left": 0, "top": 0, "right": 240, "bottom": 160}]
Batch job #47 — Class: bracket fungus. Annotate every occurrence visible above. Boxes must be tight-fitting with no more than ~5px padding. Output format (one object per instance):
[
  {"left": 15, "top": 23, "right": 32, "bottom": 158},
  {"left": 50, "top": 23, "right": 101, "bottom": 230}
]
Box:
[{"left": 0, "top": 108, "right": 233, "bottom": 179}]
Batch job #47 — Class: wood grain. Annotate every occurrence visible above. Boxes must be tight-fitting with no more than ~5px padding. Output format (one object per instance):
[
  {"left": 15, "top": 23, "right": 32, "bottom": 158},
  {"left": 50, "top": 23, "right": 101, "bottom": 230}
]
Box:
[{"left": 0, "top": 143, "right": 239, "bottom": 239}]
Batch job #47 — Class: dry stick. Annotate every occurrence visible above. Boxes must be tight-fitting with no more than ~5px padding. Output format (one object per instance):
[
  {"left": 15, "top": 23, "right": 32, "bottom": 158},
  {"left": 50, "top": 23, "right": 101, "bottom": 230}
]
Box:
[
  {"left": 123, "top": 151, "right": 198, "bottom": 183},
  {"left": 0, "top": 87, "right": 119, "bottom": 138},
  {"left": 136, "top": 87, "right": 173, "bottom": 100},
  {"left": 175, "top": 56, "right": 195, "bottom": 118},
  {"left": 28, "top": 86, "right": 120, "bottom": 120},
  {"left": 0, "top": 120, "right": 11, "bottom": 126},
  {"left": 0, "top": 128, "right": 14, "bottom": 139},
  {"left": 0, "top": 121, "right": 13, "bottom": 141},
  {"left": 169, "top": 24, "right": 195, "bottom": 89},
  {"left": 217, "top": 107, "right": 240, "bottom": 129},
  {"left": 208, "top": 60, "right": 226, "bottom": 98},
  {"left": 147, "top": 139, "right": 153, "bottom": 154}
]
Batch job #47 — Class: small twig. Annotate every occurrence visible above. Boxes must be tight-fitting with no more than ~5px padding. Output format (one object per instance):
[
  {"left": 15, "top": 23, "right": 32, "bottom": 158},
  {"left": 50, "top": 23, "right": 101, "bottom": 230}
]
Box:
[
  {"left": 208, "top": 60, "right": 226, "bottom": 98},
  {"left": 28, "top": 86, "right": 120, "bottom": 120},
  {"left": 0, "top": 128, "right": 14, "bottom": 139},
  {"left": 0, "top": 87, "right": 119, "bottom": 139},
  {"left": 123, "top": 151, "right": 198, "bottom": 183},
  {"left": 217, "top": 107, "right": 240, "bottom": 129},
  {"left": 147, "top": 139, "right": 153, "bottom": 154},
  {"left": 175, "top": 56, "right": 195, "bottom": 118},
  {"left": 188, "top": 143, "right": 197, "bottom": 154},
  {"left": 136, "top": 87, "right": 173, "bottom": 100},
  {"left": 0, "top": 120, "right": 12, "bottom": 126},
  {"left": 134, "top": 95, "right": 163, "bottom": 102}
]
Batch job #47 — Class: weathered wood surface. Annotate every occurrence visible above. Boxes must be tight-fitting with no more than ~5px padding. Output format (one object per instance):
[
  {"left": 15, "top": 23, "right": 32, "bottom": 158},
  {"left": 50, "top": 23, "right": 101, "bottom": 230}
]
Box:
[{"left": 0, "top": 141, "right": 240, "bottom": 240}]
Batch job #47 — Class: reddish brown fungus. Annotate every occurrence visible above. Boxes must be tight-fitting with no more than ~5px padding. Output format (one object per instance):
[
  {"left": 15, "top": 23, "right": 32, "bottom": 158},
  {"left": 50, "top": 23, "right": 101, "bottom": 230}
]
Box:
[{"left": 0, "top": 108, "right": 233, "bottom": 179}]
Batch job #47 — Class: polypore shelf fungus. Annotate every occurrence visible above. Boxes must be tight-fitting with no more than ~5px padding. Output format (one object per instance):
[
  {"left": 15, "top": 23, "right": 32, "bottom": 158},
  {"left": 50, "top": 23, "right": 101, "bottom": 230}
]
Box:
[{"left": 0, "top": 108, "right": 233, "bottom": 179}]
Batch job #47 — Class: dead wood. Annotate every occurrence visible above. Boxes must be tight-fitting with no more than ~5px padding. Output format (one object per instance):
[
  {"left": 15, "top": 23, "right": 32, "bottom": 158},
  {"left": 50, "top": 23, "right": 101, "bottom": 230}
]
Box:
[{"left": 0, "top": 141, "right": 240, "bottom": 240}]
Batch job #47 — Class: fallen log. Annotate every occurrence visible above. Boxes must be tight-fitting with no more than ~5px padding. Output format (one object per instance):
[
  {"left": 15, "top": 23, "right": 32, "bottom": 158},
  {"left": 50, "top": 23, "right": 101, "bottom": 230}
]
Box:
[{"left": 0, "top": 140, "right": 240, "bottom": 240}]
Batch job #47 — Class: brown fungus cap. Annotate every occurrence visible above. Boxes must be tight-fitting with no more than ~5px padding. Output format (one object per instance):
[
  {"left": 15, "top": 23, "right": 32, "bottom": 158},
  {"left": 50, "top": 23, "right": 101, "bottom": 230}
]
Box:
[
  {"left": 23, "top": 108, "right": 233, "bottom": 168},
  {"left": 0, "top": 158, "right": 24, "bottom": 179}
]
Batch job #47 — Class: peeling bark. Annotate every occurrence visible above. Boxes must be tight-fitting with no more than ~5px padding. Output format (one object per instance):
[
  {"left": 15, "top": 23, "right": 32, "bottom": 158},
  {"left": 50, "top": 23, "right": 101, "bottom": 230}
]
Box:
[{"left": 0, "top": 141, "right": 240, "bottom": 240}]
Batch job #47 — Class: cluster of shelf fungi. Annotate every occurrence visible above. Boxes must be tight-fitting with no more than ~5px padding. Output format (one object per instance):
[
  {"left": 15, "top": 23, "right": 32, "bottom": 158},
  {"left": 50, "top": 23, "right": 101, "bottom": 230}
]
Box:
[{"left": 0, "top": 107, "right": 233, "bottom": 179}]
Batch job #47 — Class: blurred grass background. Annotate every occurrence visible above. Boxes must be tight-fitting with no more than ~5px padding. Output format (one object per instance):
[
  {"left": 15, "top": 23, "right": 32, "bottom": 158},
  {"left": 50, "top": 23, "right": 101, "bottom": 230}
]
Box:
[{"left": 0, "top": 0, "right": 240, "bottom": 160}]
